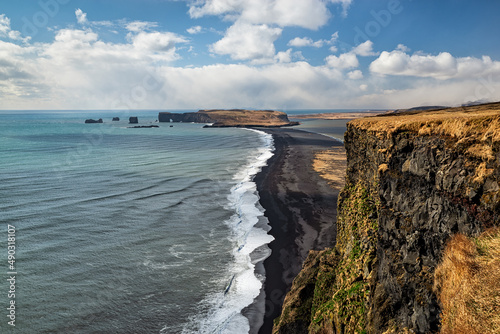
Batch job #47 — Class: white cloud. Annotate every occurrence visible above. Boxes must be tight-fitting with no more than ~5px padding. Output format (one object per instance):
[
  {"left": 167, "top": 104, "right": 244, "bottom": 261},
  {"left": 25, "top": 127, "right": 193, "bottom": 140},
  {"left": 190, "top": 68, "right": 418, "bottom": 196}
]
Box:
[
  {"left": 75, "top": 9, "right": 88, "bottom": 25},
  {"left": 4, "top": 34, "right": 500, "bottom": 110},
  {"left": 156, "top": 61, "right": 345, "bottom": 109},
  {"left": 0, "top": 14, "right": 10, "bottom": 35},
  {"left": 189, "top": 1, "right": 351, "bottom": 65},
  {"left": 352, "top": 40, "right": 377, "bottom": 56},
  {"left": 188, "top": 0, "right": 352, "bottom": 30},
  {"left": 0, "top": 14, "right": 29, "bottom": 42},
  {"left": 0, "top": 30, "right": 353, "bottom": 109},
  {"left": 73, "top": 10, "right": 115, "bottom": 28},
  {"left": 456, "top": 55, "right": 500, "bottom": 78},
  {"left": 335, "top": 0, "right": 353, "bottom": 16},
  {"left": 370, "top": 50, "right": 457, "bottom": 79},
  {"left": 347, "top": 70, "right": 363, "bottom": 79},
  {"left": 131, "top": 31, "right": 188, "bottom": 52},
  {"left": 329, "top": 32, "right": 339, "bottom": 43},
  {"left": 325, "top": 40, "right": 376, "bottom": 70},
  {"left": 275, "top": 49, "right": 292, "bottom": 63},
  {"left": 293, "top": 50, "right": 306, "bottom": 61},
  {"left": 187, "top": 26, "right": 202, "bottom": 34},
  {"left": 210, "top": 22, "right": 282, "bottom": 61},
  {"left": 54, "top": 29, "right": 98, "bottom": 44},
  {"left": 288, "top": 37, "right": 324, "bottom": 48},
  {"left": 126, "top": 21, "right": 159, "bottom": 32},
  {"left": 325, "top": 32, "right": 340, "bottom": 52},
  {"left": 7, "top": 27, "right": 188, "bottom": 106},
  {"left": 396, "top": 44, "right": 410, "bottom": 52},
  {"left": 356, "top": 78, "right": 500, "bottom": 109},
  {"left": 369, "top": 49, "right": 500, "bottom": 80},
  {"left": 7, "top": 30, "right": 22, "bottom": 40},
  {"left": 325, "top": 52, "right": 359, "bottom": 69},
  {"left": 3, "top": 11, "right": 500, "bottom": 112}
]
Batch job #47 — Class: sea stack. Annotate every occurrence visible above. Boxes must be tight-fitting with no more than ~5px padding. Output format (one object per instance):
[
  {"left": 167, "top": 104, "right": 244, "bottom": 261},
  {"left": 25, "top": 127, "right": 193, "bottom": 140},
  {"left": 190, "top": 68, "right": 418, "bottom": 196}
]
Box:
[{"left": 85, "top": 118, "right": 103, "bottom": 124}]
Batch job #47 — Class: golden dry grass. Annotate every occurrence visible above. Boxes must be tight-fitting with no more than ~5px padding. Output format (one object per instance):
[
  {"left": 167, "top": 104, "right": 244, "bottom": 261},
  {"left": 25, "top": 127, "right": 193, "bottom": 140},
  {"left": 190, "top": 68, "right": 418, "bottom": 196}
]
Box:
[
  {"left": 350, "top": 102, "right": 500, "bottom": 146},
  {"left": 378, "top": 163, "right": 389, "bottom": 174},
  {"left": 199, "top": 109, "right": 292, "bottom": 126},
  {"left": 293, "top": 111, "right": 385, "bottom": 120},
  {"left": 433, "top": 228, "right": 500, "bottom": 334},
  {"left": 466, "top": 144, "right": 496, "bottom": 162},
  {"left": 312, "top": 147, "right": 347, "bottom": 189},
  {"left": 472, "top": 162, "right": 495, "bottom": 184}
]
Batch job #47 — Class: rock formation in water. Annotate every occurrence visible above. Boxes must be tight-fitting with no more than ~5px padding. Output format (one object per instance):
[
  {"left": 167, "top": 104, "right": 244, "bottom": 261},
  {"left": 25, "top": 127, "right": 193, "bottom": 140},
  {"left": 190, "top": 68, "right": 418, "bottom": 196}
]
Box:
[
  {"left": 129, "top": 117, "right": 138, "bottom": 124},
  {"left": 158, "top": 109, "right": 299, "bottom": 127},
  {"left": 273, "top": 102, "right": 500, "bottom": 333},
  {"left": 127, "top": 125, "right": 159, "bottom": 128},
  {"left": 85, "top": 118, "right": 103, "bottom": 123}
]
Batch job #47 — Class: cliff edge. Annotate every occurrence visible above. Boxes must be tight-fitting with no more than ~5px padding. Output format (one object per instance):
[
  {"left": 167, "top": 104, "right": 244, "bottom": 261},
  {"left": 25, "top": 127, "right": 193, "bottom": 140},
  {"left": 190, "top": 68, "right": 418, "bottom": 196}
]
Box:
[
  {"left": 273, "top": 102, "right": 500, "bottom": 333},
  {"left": 158, "top": 109, "right": 299, "bottom": 127}
]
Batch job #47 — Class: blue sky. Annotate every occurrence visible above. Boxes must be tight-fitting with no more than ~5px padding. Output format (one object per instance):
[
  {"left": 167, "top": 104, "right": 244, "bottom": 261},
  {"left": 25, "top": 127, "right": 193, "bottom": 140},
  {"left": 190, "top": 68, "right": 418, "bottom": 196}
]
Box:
[{"left": 1, "top": 0, "right": 500, "bottom": 110}]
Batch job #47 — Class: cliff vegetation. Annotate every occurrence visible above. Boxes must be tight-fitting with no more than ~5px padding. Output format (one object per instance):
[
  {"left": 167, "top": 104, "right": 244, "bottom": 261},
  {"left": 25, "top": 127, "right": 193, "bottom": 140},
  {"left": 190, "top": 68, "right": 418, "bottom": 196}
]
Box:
[
  {"left": 273, "top": 102, "right": 500, "bottom": 333},
  {"left": 434, "top": 228, "right": 500, "bottom": 333}
]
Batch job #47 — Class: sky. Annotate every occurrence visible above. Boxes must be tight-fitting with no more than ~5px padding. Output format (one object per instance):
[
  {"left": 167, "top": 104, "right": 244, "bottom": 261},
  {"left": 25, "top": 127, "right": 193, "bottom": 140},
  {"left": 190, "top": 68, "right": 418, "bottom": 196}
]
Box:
[{"left": 1, "top": 0, "right": 500, "bottom": 110}]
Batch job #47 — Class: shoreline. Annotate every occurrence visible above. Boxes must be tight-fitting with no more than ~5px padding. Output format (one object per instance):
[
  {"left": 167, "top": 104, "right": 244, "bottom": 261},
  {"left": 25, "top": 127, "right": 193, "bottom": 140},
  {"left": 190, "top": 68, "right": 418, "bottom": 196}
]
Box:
[
  {"left": 252, "top": 128, "right": 345, "bottom": 334},
  {"left": 292, "top": 111, "right": 387, "bottom": 120}
]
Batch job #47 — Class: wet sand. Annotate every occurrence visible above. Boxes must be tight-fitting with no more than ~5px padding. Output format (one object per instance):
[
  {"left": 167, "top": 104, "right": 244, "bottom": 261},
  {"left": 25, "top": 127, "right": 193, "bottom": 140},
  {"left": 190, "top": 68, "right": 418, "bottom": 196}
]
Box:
[{"left": 253, "top": 128, "right": 345, "bottom": 334}]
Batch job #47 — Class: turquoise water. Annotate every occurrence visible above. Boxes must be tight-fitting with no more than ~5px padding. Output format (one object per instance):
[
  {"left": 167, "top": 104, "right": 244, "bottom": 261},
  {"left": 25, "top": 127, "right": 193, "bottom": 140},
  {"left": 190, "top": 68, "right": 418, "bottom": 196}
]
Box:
[{"left": 0, "top": 111, "right": 274, "bottom": 333}]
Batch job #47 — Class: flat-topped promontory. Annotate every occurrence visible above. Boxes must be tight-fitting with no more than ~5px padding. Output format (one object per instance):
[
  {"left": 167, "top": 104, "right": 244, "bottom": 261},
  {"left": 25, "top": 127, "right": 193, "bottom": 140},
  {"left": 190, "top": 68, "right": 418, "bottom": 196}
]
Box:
[{"left": 158, "top": 109, "right": 299, "bottom": 128}]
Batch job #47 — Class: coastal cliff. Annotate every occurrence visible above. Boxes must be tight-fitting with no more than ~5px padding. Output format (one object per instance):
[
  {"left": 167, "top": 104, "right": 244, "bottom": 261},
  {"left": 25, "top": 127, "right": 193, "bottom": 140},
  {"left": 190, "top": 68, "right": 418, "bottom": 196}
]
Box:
[
  {"left": 158, "top": 109, "right": 298, "bottom": 127},
  {"left": 273, "top": 102, "right": 500, "bottom": 333}
]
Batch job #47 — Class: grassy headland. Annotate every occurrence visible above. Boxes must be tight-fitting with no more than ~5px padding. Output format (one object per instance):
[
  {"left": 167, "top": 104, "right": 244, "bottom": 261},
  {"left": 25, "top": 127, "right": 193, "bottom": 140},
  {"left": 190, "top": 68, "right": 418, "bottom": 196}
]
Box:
[
  {"left": 273, "top": 101, "right": 500, "bottom": 334},
  {"left": 159, "top": 109, "right": 299, "bottom": 127}
]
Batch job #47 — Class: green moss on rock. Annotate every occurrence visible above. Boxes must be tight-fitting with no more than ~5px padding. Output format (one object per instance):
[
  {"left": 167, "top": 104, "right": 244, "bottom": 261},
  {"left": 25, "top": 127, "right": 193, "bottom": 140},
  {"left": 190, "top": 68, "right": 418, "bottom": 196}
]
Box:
[{"left": 274, "top": 180, "right": 379, "bottom": 334}]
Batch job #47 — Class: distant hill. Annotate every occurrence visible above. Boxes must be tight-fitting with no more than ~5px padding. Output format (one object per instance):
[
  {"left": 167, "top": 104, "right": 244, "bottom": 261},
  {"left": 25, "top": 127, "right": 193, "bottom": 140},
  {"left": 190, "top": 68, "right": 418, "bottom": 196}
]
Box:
[
  {"left": 392, "top": 105, "right": 449, "bottom": 113},
  {"left": 461, "top": 99, "right": 491, "bottom": 107}
]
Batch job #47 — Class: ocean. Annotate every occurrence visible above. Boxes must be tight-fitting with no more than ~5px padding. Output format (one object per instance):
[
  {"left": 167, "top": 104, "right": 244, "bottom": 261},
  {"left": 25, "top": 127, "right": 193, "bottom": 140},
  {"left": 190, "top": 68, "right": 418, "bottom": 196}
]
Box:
[
  {"left": 0, "top": 111, "right": 276, "bottom": 334},
  {"left": 0, "top": 110, "right": 349, "bottom": 334}
]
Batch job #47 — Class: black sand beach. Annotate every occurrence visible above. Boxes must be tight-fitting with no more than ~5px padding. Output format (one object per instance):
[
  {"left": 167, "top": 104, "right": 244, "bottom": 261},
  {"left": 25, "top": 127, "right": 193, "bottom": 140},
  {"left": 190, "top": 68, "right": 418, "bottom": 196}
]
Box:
[{"left": 254, "top": 128, "right": 345, "bottom": 334}]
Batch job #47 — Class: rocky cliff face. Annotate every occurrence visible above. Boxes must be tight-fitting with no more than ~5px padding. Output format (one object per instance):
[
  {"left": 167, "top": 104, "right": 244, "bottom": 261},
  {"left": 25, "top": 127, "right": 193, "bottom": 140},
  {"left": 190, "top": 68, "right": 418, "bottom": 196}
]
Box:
[
  {"left": 159, "top": 109, "right": 298, "bottom": 127},
  {"left": 158, "top": 111, "right": 215, "bottom": 123},
  {"left": 273, "top": 103, "right": 500, "bottom": 333}
]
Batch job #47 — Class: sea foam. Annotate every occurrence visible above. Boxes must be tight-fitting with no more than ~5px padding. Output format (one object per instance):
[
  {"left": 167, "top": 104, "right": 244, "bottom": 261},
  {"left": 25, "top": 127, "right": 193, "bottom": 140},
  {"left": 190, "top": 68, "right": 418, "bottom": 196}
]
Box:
[{"left": 181, "top": 129, "right": 275, "bottom": 334}]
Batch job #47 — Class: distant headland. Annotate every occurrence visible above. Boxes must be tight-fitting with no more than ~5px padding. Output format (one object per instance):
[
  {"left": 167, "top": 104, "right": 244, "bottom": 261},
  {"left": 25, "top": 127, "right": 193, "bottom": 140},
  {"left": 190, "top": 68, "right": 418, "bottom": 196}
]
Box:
[{"left": 158, "top": 109, "right": 299, "bottom": 128}]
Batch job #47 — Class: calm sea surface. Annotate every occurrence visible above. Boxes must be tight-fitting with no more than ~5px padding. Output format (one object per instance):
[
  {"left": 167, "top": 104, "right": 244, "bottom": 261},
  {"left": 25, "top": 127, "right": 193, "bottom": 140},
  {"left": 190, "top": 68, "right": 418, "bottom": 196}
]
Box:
[
  {"left": 0, "top": 111, "right": 276, "bottom": 334},
  {"left": 0, "top": 110, "right": 347, "bottom": 334}
]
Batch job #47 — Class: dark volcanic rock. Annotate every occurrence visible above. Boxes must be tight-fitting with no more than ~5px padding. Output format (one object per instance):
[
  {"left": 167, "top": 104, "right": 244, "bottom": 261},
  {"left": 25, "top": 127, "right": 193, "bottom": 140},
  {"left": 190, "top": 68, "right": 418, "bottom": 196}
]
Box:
[
  {"left": 85, "top": 118, "right": 103, "bottom": 123},
  {"left": 112, "top": 117, "right": 120, "bottom": 121},
  {"left": 158, "top": 112, "right": 215, "bottom": 123},
  {"left": 127, "top": 125, "right": 159, "bottom": 128},
  {"left": 129, "top": 117, "right": 138, "bottom": 124},
  {"left": 274, "top": 104, "right": 500, "bottom": 334}
]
